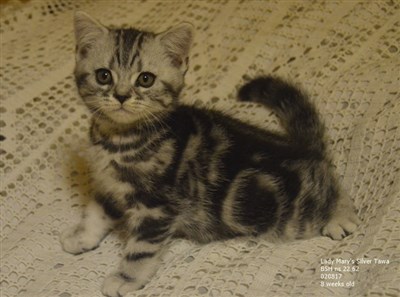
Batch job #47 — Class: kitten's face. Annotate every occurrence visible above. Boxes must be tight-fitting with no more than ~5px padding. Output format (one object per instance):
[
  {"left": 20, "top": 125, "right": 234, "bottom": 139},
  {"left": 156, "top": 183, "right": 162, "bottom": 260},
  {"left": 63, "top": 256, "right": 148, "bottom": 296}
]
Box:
[{"left": 74, "top": 12, "right": 193, "bottom": 125}]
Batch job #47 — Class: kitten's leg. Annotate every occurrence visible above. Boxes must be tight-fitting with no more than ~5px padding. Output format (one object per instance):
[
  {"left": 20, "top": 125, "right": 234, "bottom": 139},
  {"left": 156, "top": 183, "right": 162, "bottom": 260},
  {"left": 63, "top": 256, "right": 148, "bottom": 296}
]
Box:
[
  {"left": 221, "top": 170, "right": 282, "bottom": 237},
  {"left": 60, "top": 199, "right": 116, "bottom": 254},
  {"left": 322, "top": 194, "right": 361, "bottom": 240},
  {"left": 102, "top": 214, "right": 172, "bottom": 297}
]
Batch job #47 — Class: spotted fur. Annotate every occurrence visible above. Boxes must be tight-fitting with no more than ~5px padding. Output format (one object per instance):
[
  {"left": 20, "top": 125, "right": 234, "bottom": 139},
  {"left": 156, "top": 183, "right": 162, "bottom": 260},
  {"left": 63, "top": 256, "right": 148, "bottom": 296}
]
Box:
[{"left": 60, "top": 12, "right": 360, "bottom": 297}]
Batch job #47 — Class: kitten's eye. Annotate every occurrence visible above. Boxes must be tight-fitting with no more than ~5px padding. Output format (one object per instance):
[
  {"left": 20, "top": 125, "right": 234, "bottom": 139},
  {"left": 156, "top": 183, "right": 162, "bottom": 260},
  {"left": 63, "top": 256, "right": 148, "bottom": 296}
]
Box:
[
  {"left": 136, "top": 72, "right": 156, "bottom": 88},
  {"left": 95, "top": 68, "right": 113, "bottom": 85}
]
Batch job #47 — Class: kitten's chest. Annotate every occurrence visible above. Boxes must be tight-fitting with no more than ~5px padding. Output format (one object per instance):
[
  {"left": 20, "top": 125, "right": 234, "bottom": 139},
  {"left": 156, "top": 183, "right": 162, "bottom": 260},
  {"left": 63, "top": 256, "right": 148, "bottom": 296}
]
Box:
[
  {"left": 88, "top": 134, "right": 176, "bottom": 194},
  {"left": 87, "top": 144, "right": 133, "bottom": 196}
]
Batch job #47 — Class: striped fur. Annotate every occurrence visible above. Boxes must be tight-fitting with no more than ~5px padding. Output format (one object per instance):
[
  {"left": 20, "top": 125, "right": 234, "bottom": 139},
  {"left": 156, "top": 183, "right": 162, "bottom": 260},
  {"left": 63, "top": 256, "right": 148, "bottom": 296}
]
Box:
[{"left": 60, "top": 12, "right": 360, "bottom": 297}]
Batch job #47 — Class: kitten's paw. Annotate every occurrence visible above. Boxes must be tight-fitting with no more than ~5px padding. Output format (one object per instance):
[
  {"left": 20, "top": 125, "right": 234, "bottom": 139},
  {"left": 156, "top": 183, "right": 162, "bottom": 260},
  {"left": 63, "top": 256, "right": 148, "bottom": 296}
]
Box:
[
  {"left": 102, "top": 273, "right": 143, "bottom": 297},
  {"left": 322, "top": 211, "right": 361, "bottom": 240},
  {"left": 60, "top": 225, "right": 99, "bottom": 254}
]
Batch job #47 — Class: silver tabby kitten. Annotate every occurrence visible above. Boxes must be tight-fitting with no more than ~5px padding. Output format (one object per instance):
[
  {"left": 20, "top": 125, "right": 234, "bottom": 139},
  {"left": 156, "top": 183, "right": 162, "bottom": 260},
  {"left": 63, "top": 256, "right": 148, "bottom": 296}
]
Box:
[{"left": 60, "top": 12, "right": 361, "bottom": 297}]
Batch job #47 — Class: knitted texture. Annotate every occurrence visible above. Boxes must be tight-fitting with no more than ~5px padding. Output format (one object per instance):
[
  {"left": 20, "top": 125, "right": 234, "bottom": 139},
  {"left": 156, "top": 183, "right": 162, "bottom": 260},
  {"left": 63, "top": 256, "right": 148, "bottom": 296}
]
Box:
[{"left": 1, "top": 1, "right": 399, "bottom": 296}]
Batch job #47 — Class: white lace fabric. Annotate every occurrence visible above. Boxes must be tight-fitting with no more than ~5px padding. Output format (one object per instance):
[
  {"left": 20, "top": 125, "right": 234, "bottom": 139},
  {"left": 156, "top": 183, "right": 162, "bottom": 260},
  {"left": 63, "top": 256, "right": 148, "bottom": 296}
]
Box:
[{"left": 1, "top": 1, "right": 399, "bottom": 296}]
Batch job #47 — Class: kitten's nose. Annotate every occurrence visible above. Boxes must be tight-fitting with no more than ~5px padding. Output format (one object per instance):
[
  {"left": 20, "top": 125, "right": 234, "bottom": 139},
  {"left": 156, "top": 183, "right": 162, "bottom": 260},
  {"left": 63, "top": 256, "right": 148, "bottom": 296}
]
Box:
[{"left": 114, "top": 93, "right": 131, "bottom": 104}]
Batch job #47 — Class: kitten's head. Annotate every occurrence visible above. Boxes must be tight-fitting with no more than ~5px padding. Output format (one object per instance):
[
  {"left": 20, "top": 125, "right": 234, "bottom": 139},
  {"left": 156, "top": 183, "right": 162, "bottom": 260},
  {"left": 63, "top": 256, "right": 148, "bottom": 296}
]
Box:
[{"left": 73, "top": 12, "right": 193, "bottom": 125}]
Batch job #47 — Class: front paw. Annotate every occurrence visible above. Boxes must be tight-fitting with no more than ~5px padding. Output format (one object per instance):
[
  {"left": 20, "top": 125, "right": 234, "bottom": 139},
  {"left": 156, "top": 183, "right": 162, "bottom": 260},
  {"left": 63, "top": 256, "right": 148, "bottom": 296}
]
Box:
[
  {"left": 102, "top": 273, "right": 143, "bottom": 297},
  {"left": 60, "top": 225, "right": 99, "bottom": 254}
]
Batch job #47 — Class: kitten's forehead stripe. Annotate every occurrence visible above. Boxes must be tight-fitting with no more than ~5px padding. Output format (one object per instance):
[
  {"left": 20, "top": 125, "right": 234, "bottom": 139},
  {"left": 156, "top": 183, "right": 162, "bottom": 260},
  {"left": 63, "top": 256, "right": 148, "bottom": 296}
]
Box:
[
  {"left": 129, "top": 52, "right": 138, "bottom": 68},
  {"left": 112, "top": 28, "right": 142, "bottom": 69},
  {"left": 129, "top": 33, "right": 145, "bottom": 68},
  {"left": 119, "top": 29, "right": 125, "bottom": 67},
  {"left": 122, "top": 29, "right": 140, "bottom": 67},
  {"left": 114, "top": 30, "right": 122, "bottom": 66}
]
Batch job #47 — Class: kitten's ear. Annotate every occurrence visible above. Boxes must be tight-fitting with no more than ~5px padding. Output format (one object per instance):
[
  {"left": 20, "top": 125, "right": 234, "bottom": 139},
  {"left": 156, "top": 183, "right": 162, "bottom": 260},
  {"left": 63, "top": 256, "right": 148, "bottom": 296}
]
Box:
[
  {"left": 74, "top": 11, "right": 108, "bottom": 49},
  {"left": 159, "top": 23, "right": 194, "bottom": 68}
]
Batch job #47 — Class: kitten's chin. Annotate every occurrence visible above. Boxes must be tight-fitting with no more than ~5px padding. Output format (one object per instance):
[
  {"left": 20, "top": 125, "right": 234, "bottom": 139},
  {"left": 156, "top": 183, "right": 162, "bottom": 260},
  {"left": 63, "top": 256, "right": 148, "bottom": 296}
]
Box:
[
  {"left": 91, "top": 109, "right": 141, "bottom": 125},
  {"left": 98, "top": 107, "right": 168, "bottom": 127},
  {"left": 106, "top": 110, "right": 142, "bottom": 125}
]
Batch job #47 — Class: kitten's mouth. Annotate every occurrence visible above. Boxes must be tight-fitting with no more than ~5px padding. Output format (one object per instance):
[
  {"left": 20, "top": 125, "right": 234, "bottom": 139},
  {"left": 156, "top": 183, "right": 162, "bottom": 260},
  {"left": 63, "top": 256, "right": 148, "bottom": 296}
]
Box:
[
  {"left": 113, "top": 107, "right": 133, "bottom": 115},
  {"left": 106, "top": 107, "right": 141, "bottom": 125}
]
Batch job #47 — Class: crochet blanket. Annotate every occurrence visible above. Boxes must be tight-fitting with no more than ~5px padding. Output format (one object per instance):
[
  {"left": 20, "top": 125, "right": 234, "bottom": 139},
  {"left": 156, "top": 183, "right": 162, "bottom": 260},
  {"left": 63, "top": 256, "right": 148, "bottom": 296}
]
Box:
[{"left": 1, "top": 1, "right": 399, "bottom": 296}]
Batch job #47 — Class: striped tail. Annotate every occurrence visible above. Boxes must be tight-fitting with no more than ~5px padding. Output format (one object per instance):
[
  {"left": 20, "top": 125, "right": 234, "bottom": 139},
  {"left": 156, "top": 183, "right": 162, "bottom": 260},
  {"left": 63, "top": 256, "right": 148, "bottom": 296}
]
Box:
[{"left": 238, "top": 76, "right": 326, "bottom": 155}]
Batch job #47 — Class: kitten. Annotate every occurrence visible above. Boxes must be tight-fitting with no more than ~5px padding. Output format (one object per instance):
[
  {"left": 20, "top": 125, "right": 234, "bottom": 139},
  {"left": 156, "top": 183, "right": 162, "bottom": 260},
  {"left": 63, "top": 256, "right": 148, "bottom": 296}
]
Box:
[{"left": 60, "top": 12, "right": 361, "bottom": 297}]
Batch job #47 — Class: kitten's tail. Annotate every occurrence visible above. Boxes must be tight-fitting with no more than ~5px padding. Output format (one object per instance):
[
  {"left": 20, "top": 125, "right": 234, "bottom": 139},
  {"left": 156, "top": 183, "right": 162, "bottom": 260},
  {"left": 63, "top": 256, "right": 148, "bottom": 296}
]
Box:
[{"left": 238, "top": 76, "right": 326, "bottom": 154}]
